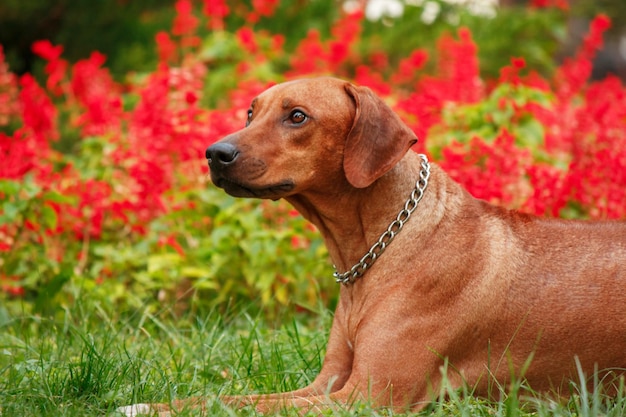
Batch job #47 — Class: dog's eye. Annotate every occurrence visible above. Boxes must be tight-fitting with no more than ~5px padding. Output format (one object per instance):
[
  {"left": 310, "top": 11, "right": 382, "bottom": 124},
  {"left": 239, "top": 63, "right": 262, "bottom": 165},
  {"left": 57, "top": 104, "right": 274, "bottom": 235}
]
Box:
[
  {"left": 289, "top": 110, "right": 307, "bottom": 125},
  {"left": 245, "top": 109, "right": 253, "bottom": 127}
]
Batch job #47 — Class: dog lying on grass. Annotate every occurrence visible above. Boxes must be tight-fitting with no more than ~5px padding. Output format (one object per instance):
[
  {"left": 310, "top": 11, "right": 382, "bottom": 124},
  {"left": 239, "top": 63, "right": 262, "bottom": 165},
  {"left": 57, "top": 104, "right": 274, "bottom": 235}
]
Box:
[{"left": 118, "top": 77, "right": 626, "bottom": 416}]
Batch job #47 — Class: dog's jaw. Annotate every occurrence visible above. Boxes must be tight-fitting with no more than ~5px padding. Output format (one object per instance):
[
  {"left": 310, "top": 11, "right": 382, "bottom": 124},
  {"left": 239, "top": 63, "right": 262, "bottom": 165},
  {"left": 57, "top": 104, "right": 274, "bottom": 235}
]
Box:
[{"left": 211, "top": 175, "right": 295, "bottom": 199}]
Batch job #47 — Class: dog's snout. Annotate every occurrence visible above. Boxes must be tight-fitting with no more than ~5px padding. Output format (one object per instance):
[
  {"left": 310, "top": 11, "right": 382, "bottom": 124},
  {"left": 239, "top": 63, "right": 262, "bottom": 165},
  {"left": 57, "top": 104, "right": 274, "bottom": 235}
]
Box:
[{"left": 206, "top": 142, "right": 239, "bottom": 167}]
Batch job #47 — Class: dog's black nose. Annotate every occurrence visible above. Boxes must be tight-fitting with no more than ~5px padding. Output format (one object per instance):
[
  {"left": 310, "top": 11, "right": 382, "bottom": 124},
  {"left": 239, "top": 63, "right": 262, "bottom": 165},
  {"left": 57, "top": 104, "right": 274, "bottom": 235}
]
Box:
[{"left": 206, "top": 142, "right": 239, "bottom": 166}]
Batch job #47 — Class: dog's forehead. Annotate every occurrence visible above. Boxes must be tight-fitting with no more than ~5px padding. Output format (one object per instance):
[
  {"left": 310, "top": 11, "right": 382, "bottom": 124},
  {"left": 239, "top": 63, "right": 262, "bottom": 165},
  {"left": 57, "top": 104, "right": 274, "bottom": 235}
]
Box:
[{"left": 255, "top": 78, "right": 350, "bottom": 110}]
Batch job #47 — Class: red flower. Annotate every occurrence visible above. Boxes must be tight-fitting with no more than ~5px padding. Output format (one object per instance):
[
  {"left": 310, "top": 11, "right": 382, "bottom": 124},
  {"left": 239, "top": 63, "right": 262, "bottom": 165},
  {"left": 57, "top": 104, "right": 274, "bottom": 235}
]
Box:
[
  {"left": 70, "top": 52, "right": 123, "bottom": 136},
  {"left": 31, "top": 40, "right": 68, "bottom": 94},
  {"left": 530, "top": 0, "right": 568, "bottom": 10},
  {"left": 272, "top": 34, "right": 285, "bottom": 51},
  {"left": 524, "top": 164, "right": 567, "bottom": 216},
  {"left": 440, "top": 130, "right": 532, "bottom": 207},
  {"left": 0, "top": 239, "right": 11, "bottom": 252},
  {"left": 0, "top": 131, "right": 37, "bottom": 179},
  {"left": 237, "top": 28, "right": 258, "bottom": 54},
  {"left": 288, "top": 11, "right": 363, "bottom": 76},
  {"left": 512, "top": 57, "right": 526, "bottom": 69},
  {"left": 1, "top": 275, "right": 24, "bottom": 297},
  {"left": 64, "top": 179, "right": 114, "bottom": 239},
  {"left": 499, "top": 57, "right": 526, "bottom": 85},
  {"left": 391, "top": 49, "right": 428, "bottom": 85},
  {"left": 247, "top": 0, "right": 279, "bottom": 22},
  {"left": 436, "top": 28, "right": 482, "bottom": 103},
  {"left": 328, "top": 11, "right": 363, "bottom": 71},
  {"left": 561, "top": 76, "right": 626, "bottom": 219},
  {"left": 394, "top": 28, "right": 482, "bottom": 142},
  {"left": 584, "top": 14, "right": 611, "bottom": 55},
  {"left": 252, "top": 0, "right": 279, "bottom": 18},
  {"left": 173, "top": 0, "right": 199, "bottom": 36},
  {"left": 556, "top": 14, "right": 611, "bottom": 100},
  {"left": 369, "top": 51, "right": 389, "bottom": 72},
  {"left": 158, "top": 235, "right": 186, "bottom": 256},
  {"left": 289, "top": 30, "right": 327, "bottom": 75},
  {"left": 0, "top": 45, "right": 19, "bottom": 127},
  {"left": 354, "top": 66, "right": 391, "bottom": 96},
  {"left": 185, "top": 91, "right": 198, "bottom": 105},
  {"left": 19, "top": 74, "right": 58, "bottom": 144},
  {"left": 203, "top": 0, "right": 229, "bottom": 29},
  {"left": 32, "top": 40, "right": 63, "bottom": 61},
  {"left": 156, "top": 31, "right": 178, "bottom": 64}
]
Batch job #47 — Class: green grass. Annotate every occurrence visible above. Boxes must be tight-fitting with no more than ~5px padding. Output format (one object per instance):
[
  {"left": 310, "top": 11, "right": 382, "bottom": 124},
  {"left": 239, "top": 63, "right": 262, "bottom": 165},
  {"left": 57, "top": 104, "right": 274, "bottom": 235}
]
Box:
[{"left": 1, "top": 300, "right": 624, "bottom": 416}]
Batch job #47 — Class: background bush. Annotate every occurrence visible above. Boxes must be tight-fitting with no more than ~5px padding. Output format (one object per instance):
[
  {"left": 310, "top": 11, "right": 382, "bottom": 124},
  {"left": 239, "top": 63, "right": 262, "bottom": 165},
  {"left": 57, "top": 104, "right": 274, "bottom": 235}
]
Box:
[{"left": 0, "top": 0, "right": 625, "bottom": 322}]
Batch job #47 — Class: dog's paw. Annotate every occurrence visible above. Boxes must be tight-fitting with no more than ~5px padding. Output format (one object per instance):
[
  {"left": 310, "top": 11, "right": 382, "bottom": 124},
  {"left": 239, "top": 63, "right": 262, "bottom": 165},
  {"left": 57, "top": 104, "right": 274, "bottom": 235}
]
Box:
[{"left": 115, "top": 403, "right": 169, "bottom": 417}]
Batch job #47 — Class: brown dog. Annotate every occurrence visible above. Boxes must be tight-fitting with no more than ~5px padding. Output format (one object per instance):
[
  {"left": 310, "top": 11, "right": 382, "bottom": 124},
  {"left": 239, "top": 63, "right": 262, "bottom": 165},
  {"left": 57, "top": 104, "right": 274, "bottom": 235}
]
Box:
[{"left": 118, "top": 77, "right": 626, "bottom": 416}]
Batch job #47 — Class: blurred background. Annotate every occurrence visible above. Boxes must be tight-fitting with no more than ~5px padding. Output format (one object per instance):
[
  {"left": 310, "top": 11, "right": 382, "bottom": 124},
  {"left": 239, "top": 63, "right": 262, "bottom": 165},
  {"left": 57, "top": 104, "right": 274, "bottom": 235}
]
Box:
[
  {"left": 1, "top": 0, "right": 624, "bottom": 82},
  {"left": 1, "top": 0, "right": 625, "bottom": 318}
]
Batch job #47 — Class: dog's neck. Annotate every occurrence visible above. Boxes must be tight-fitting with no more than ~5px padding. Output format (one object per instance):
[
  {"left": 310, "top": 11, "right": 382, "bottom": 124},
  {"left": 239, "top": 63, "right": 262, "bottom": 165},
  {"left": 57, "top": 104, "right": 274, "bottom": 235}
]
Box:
[{"left": 286, "top": 151, "right": 441, "bottom": 278}]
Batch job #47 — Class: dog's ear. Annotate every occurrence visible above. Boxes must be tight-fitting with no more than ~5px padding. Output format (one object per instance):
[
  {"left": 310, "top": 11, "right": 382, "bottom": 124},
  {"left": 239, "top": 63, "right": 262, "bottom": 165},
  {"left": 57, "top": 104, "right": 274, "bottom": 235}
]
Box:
[{"left": 343, "top": 84, "right": 418, "bottom": 188}]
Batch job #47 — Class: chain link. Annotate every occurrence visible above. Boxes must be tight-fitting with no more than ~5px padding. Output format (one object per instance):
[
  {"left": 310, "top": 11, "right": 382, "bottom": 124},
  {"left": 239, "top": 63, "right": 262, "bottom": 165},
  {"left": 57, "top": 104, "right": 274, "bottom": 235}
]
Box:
[{"left": 333, "top": 154, "right": 431, "bottom": 285}]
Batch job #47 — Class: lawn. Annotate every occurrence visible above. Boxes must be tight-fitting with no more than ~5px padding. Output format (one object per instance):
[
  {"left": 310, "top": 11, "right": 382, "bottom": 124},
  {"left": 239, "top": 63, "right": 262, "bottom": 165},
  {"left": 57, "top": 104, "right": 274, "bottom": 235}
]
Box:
[{"left": 2, "top": 299, "right": 625, "bottom": 416}]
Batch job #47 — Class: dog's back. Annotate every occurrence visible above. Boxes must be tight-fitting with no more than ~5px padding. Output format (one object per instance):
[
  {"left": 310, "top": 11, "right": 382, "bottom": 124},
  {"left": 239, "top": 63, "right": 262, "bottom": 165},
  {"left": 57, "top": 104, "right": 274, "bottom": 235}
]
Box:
[{"left": 440, "top": 196, "right": 626, "bottom": 394}]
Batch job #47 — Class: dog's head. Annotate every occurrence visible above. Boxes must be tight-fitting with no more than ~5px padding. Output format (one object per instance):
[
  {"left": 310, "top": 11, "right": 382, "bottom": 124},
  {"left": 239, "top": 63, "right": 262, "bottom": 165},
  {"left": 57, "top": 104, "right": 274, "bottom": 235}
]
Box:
[{"left": 206, "top": 77, "right": 417, "bottom": 199}]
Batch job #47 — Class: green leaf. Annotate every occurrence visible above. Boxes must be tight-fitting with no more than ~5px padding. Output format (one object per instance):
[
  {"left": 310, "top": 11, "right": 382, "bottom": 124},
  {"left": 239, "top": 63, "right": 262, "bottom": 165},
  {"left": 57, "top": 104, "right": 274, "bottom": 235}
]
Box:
[
  {"left": 0, "top": 179, "right": 20, "bottom": 196},
  {"left": 41, "top": 204, "right": 58, "bottom": 230},
  {"left": 33, "top": 269, "right": 72, "bottom": 316},
  {"left": 181, "top": 266, "right": 212, "bottom": 279},
  {"left": 147, "top": 253, "right": 182, "bottom": 274},
  {"left": 42, "top": 191, "right": 75, "bottom": 204},
  {"left": 0, "top": 201, "right": 20, "bottom": 224}
]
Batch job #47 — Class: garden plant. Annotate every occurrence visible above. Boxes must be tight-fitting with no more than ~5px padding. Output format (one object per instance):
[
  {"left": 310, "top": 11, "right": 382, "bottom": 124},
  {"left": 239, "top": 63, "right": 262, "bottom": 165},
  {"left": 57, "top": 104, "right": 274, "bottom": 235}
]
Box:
[{"left": 1, "top": 0, "right": 625, "bottom": 415}]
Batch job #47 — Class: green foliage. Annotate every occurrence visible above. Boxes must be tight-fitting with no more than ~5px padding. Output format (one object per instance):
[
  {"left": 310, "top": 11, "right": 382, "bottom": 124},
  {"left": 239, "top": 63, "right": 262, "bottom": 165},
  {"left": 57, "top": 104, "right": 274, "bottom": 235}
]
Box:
[
  {"left": 0, "top": 0, "right": 569, "bottom": 82},
  {"left": 107, "top": 185, "right": 334, "bottom": 316},
  {"left": 361, "top": 2, "right": 566, "bottom": 79},
  {"left": 428, "top": 83, "right": 554, "bottom": 161},
  {"left": 0, "top": 0, "right": 173, "bottom": 78},
  {"left": 0, "top": 179, "right": 333, "bottom": 321},
  {"left": 0, "top": 176, "right": 73, "bottom": 307}
]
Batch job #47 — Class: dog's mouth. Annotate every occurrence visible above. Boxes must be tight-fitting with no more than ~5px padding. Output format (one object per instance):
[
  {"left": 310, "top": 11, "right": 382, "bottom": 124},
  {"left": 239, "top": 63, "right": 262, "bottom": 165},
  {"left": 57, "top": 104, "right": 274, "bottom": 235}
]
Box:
[{"left": 212, "top": 176, "right": 295, "bottom": 199}]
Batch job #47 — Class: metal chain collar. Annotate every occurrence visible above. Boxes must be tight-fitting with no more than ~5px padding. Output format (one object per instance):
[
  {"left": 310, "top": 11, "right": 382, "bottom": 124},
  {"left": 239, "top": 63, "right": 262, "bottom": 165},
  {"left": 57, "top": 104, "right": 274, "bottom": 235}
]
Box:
[{"left": 333, "top": 154, "right": 431, "bottom": 285}]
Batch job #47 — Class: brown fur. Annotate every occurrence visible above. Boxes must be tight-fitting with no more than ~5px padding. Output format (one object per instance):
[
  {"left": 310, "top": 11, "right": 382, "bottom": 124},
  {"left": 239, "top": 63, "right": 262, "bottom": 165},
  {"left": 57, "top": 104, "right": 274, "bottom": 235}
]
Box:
[{"left": 119, "top": 77, "right": 626, "bottom": 416}]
